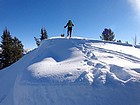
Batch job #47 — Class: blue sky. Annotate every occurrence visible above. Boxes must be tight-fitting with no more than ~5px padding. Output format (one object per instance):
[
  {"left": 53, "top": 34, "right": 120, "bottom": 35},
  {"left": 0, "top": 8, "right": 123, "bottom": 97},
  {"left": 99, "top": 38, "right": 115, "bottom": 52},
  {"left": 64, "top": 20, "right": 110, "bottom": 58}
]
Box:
[{"left": 0, "top": 0, "right": 140, "bottom": 49}]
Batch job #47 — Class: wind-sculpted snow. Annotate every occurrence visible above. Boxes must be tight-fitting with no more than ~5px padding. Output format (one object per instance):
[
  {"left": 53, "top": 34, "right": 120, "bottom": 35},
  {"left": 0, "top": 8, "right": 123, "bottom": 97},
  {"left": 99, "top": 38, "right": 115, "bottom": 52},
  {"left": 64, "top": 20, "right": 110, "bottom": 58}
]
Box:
[{"left": 0, "top": 37, "right": 140, "bottom": 105}]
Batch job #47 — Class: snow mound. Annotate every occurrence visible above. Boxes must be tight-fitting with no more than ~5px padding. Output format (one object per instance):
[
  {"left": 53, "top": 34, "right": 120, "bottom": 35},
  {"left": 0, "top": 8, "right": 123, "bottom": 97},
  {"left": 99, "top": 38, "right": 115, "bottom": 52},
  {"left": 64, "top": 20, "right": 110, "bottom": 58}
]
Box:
[{"left": 0, "top": 37, "right": 140, "bottom": 105}]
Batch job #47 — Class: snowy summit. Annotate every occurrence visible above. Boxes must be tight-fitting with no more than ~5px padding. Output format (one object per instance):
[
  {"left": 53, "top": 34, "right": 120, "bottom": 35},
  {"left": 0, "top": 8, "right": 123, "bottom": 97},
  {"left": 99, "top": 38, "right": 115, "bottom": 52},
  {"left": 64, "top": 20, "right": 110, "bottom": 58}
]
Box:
[{"left": 0, "top": 37, "right": 140, "bottom": 105}]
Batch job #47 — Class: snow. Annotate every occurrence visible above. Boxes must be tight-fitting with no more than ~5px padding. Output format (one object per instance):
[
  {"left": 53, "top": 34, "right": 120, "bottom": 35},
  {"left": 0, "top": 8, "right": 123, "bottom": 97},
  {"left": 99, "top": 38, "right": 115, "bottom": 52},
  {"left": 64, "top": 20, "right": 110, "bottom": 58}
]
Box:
[{"left": 0, "top": 37, "right": 140, "bottom": 105}]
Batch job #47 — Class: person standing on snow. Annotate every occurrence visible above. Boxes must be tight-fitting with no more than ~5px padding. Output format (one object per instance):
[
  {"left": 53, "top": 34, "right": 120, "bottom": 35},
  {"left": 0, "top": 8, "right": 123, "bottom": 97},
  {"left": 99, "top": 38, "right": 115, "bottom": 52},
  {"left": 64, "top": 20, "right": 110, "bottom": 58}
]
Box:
[{"left": 64, "top": 20, "right": 74, "bottom": 38}]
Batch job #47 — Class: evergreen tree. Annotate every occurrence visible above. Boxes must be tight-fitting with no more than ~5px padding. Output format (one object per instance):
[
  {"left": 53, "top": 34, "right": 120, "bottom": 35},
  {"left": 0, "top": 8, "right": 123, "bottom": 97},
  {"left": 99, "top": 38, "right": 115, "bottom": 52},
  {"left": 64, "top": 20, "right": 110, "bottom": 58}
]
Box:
[
  {"left": 12, "top": 37, "right": 24, "bottom": 62},
  {"left": 0, "top": 28, "right": 13, "bottom": 69},
  {"left": 125, "top": 41, "right": 129, "bottom": 44},
  {"left": 0, "top": 28, "right": 24, "bottom": 70},
  {"left": 0, "top": 48, "right": 2, "bottom": 69},
  {"left": 40, "top": 28, "right": 48, "bottom": 40},
  {"left": 100, "top": 28, "right": 115, "bottom": 41},
  {"left": 34, "top": 37, "right": 40, "bottom": 46},
  {"left": 117, "top": 40, "right": 122, "bottom": 43}
]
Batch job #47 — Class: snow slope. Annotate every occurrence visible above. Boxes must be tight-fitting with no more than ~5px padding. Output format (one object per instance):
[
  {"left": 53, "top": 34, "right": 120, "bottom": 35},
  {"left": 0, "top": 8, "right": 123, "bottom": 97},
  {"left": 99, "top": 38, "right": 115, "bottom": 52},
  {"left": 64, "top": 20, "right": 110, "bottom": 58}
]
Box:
[{"left": 0, "top": 37, "right": 140, "bottom": 105}]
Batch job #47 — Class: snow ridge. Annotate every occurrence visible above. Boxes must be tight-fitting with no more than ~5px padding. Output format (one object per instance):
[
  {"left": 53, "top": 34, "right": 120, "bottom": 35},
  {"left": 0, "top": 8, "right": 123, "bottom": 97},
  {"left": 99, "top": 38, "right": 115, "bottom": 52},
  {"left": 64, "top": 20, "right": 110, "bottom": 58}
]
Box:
[{"left": 0, "top": 37, "right": 140, "bottom": 105}]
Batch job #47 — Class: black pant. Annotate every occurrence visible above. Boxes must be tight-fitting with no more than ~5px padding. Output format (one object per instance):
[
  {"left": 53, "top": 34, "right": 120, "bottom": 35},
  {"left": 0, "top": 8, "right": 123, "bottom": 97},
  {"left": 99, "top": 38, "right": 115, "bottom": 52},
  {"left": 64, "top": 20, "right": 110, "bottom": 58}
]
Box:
[{"left": 67, "top": 27, "right": 72, "bottom": 37}]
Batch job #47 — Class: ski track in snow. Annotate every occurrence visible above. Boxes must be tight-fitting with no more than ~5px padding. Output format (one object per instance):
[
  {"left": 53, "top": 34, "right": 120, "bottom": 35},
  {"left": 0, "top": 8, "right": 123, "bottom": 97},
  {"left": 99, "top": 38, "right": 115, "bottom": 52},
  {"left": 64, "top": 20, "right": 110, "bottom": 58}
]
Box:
[
  {"left": 85, "top": 44, "right": 140, "bottom": 64},
  {"left": 72, "top": 39, "right": 140, "bottom": 85}
]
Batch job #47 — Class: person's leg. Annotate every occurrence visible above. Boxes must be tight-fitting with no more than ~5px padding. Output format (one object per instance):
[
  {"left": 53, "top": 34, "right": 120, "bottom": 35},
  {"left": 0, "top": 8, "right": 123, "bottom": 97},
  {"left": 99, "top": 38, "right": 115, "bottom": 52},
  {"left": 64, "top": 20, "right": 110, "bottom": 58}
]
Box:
[
  {"left": 70, "top": 30, "right": 72, "bottom": 38},
  {"left": 67, "top": 27, "right": 70, "bottom": 37},
  {"left": 69, "top": 27, "right": 72, "bottom": 38}
]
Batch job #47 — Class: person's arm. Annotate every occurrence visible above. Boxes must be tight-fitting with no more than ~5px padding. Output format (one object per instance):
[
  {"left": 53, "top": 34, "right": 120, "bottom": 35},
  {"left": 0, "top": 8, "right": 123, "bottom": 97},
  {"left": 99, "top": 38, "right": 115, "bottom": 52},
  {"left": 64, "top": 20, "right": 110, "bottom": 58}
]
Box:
[{"left": 64, "top": 23, "right": 68, "bottom": 28}]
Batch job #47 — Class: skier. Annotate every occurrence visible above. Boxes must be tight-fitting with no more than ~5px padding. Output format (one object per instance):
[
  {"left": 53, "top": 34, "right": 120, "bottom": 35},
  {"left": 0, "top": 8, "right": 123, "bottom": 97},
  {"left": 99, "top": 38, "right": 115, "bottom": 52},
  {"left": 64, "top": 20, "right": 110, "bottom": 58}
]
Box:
[{"left": 64, "top": 20, "right": 74, "bottom": 38}]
